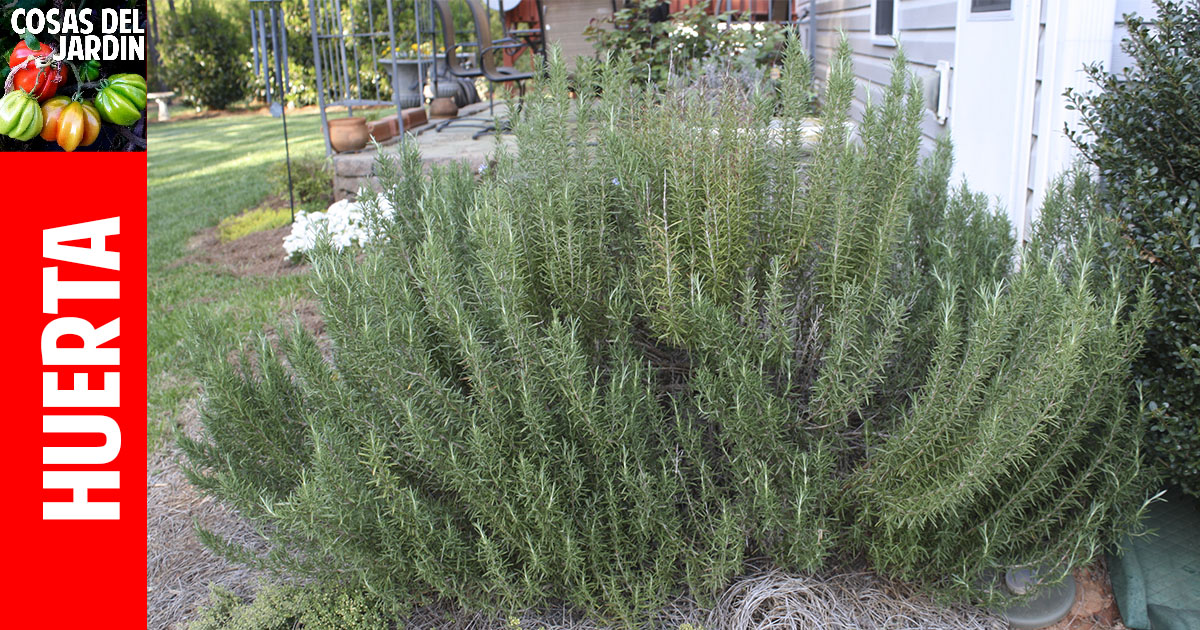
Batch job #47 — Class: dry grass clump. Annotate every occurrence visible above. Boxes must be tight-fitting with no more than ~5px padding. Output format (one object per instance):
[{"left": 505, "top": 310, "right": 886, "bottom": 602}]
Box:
[
  {"left": 708, "top": 571, "right": 1008, "bottom": 630},
  {"left": 148, "top": 401, "right": 269, "bottom": 630}
]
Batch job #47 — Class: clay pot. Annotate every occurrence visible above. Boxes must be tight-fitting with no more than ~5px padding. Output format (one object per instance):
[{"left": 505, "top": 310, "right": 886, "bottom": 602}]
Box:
[
  {"left": 429, "top": 96, "right": 459, "bottom": 119},
  {"left": 328, "top": 117, "right": 369, "bottom": 152}
]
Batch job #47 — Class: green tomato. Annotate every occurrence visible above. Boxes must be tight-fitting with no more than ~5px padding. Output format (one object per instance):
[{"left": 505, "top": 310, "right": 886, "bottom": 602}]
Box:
[
  {"left": 81, "top": 60, "right": 101, "bottom": 82},
  {"left": 0, "top": 89, "right": 44, "bottom": 141},
  {"left": 95, "top": 73, "right": 146, "bottom": 126}
]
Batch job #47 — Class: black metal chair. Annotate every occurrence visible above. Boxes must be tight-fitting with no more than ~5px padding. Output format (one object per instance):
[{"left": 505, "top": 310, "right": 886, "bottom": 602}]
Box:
[{"left": 432, "top": 0, "right": 534, "bottom": 138}]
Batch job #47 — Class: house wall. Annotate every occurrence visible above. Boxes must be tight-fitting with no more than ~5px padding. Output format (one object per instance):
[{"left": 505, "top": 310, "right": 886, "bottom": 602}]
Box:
[
  {"left": 812, "top": 0, "right": 958, "bottom": 148},
  {"left": 540, "top": 0, "right": 615, "bottom": 67},
  {"left": 810, "top": 0, "right": 1155, "bottom": 239},
  {"left": 1026, "top": 0, "right": 1153, "bottom": 209}
]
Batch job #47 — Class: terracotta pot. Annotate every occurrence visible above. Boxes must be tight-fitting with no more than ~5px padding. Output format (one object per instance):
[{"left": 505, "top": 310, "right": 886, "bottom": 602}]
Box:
[
  {"left": 429, "top": 96, "right": 459, "bottom": 119},
  {"left": 328, "top": 117, "right": 369, "bottom": 152}
]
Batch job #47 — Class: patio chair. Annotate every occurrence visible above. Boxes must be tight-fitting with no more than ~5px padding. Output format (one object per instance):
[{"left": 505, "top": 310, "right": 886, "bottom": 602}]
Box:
[{"left": 431, "top": 0, "right": 532, "bottom": 137}]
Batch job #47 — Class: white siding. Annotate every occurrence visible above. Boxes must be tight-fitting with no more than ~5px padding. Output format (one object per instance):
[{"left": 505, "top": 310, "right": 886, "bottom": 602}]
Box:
[
  {"left": 1028, "top": 0, "right": 1048, "bottom": 207},
  {"left": 541, "top": 0, "right": 614, "bottom": 68},
  {"left": 1112, "top": 0, "right": 1157, "bottom": 73},
  {"left": 812, "top": 0, "right": 958, "bottom": 148}
]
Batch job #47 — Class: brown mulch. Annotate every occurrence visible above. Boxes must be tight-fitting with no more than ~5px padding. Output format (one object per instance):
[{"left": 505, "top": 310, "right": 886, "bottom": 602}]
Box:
[
  {"left": 1046, "top": 559, "right": 1128, "bottom": 630},
  {"left": 174, "top": 224, "right": 306, "bottom": 280},
  {"left": 149, "top": 104, "right": 325, "bottom": 125}
]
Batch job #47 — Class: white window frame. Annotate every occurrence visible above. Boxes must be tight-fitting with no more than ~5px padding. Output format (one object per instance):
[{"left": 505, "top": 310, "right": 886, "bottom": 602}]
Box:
[
  {"left": 967, "top": 0, "right": 1014, "bottom": 21},
  {"left": 871, "top": 0, "right": 900, "bottom": 46}
]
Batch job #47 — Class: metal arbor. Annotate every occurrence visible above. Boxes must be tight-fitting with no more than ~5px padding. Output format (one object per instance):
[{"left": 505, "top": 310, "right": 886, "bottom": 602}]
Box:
[
  {"left": 307, "top": 0, "right": 416, "bottom": 154},
  {"left": 249, "top": 0, "right": 298, "bottom": 219},
  {"left": 250, "top": 0, "right": 291, "bottom": 115}
]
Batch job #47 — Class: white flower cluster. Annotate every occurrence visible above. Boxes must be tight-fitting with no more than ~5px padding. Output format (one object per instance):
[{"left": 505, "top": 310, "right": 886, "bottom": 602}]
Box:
[
  {"left": 671, "top": 24, "right": 700, "bottom": 39},
  {"left": 282, "top": 195, "right": 396, "bottom": 258}
]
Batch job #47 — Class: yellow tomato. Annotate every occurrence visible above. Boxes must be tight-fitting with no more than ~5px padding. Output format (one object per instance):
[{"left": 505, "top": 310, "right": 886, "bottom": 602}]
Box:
[
  {"left": 39, "top": 96, "right": 70, "bottom": 142},
  {"left": 40, "top": 97, "right": 102, "bottom": 152},
  {"left": 79, "top": 100, "right": 101, "bottom": 147}
]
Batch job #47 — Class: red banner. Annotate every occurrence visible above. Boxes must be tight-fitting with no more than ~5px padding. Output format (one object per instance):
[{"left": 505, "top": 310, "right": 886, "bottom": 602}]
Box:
[{"left": 2, "top": 151, "right": 146, "bottom": 628}]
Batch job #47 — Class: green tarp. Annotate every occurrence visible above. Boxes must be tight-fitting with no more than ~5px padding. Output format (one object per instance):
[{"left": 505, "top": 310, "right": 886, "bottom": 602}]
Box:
[{"left": 1108, "top": 491, "right": 1200, "bottom": 630}]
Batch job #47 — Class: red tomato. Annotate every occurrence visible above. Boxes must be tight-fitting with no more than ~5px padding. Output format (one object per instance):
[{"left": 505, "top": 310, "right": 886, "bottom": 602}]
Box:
[
  {"left": 8, "top": 40, "right": 54, "bottom": 68},
  {"left": 12, "top": 63, "right": 66, "bottom": 101}
]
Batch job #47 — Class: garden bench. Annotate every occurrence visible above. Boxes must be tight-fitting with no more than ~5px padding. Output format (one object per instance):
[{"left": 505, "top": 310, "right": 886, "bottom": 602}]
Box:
[{"left": 147, "top": 91, "right": 176, "bottom": 121}]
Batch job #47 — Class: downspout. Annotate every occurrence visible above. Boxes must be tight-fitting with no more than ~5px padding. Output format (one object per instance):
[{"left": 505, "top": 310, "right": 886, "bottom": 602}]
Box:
[
  {"left": 1006, "top": 0, "right": 1042, "bottom": 244},
  {"left": 1029, "top": 0, "right": 1116, "bottom": 212},
  {"left": 807, "top": 0, "right": 816, "bottom": 62}
]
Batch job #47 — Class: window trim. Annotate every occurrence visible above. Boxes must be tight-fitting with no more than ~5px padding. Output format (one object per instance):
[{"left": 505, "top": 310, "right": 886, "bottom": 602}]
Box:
[
  {"left": 870, "top": 0, "right": 900, "bottom": 47},
  {"left": 967, "top": 0, "right": 1014, "bottom": 21}
]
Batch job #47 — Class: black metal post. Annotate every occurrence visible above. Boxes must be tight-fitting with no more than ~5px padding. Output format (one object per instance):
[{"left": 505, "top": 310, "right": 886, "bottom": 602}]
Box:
[{"left": 251, "top": 0, "right": 297, "bottom": 221}]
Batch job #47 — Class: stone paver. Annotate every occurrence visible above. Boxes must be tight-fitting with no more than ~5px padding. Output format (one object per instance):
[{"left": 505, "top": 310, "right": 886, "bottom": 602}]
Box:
[{"left": 332, "top": 102, "right": 515, "bottom": 200}]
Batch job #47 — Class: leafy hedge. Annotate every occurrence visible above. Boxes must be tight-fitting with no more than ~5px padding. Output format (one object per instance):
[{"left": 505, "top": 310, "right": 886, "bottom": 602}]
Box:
[
  {"left": 1068, "top": 0, "right": 1200, "bottom": 498},
  {"left": 183, "top": 41, "right": 1155, "bottom": 624},
  {"left": 159, "top": 0, "right": 252, "bottom": 109}
]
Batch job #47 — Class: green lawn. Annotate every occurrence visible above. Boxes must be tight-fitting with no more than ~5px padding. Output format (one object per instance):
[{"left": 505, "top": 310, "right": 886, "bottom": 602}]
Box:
[{"left": 147, "top": 111, "right": 327, "bottom": 448}]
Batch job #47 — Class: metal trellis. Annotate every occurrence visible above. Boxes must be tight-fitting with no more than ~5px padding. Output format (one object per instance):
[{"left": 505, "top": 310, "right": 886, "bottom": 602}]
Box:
[
  {"left": 250, "top": 0, "right": 298, "bottom": 220},
  {"left": 308, "top": 0, "right": 414, "bottom": 155}
]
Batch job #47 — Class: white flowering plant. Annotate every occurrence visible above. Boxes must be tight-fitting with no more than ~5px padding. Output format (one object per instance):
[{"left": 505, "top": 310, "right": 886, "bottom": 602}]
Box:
[{"left": 282, "top": 194, "right": 396, "bottom": 260}]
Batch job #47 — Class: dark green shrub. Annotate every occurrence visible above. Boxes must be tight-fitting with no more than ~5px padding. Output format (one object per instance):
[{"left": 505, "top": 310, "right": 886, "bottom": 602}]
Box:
[
  {"left": 183, "top": 42, "right": 1155, "bottom": 624},
  {"left": 160, "top": 0, "right": 252, "bottom": 109},
  {"left": 268, "top": 155, "right": 332, "bottom": 211},
  {"left": 1067, "top": 0, "right": 1200, "bottom": 498}
]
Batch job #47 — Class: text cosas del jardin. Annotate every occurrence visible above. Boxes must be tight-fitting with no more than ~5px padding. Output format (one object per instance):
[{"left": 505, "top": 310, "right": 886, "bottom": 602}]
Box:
[{"left": 10, "top": 9, "right": 144, "bottom": 61}]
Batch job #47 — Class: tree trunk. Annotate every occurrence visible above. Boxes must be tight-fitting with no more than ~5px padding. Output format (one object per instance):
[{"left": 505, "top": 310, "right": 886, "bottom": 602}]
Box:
[{"left": 148, "top": 0, "right": 165, "bottom": 91}]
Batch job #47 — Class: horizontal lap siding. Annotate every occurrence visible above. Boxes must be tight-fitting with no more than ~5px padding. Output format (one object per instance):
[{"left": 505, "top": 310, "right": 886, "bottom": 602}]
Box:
[
  {"left": 813, "top": 0, "right": 957, "bottom": 149},
  {"left": 542, "top": 0, "right": 615, "bottom": 68}
]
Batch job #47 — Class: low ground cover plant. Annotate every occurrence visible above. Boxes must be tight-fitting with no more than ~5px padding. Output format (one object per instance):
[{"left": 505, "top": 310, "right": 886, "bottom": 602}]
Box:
[
  {"left": 1068, "top": 0, "right": 1200, "bottom": 498},
  {"left": 189, "top": 583, "right": 393, "bottom": 630},
  {"left": 217, "top": 207, "right": 293, "bottom": 243},
  {"left": 184, "top": 41, "right": 1155, "bottom": 625}
]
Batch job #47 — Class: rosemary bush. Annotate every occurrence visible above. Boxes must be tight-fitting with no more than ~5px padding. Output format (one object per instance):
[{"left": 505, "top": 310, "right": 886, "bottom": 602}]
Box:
[{"left": 183, "top": 40, "right": 1155, "bottom": 623}]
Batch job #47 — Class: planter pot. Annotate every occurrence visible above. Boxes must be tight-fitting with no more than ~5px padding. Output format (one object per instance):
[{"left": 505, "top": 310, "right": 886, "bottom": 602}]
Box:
[
  {"left": 430, "top": 97, "right": 458, "bottom": 119},
  {"left": 328, "top": 117, "right": 369, "bottom": 153}
]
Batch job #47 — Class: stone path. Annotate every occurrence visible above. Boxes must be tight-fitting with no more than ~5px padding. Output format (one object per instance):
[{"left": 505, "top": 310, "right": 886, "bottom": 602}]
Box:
[{"left": 332, "top": 102, "right": 516, "bottom": 200}]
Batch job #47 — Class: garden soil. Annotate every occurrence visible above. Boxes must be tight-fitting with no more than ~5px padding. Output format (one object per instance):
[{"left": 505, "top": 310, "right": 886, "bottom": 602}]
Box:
[{"left": 178, "top": 224, "right": 306, "bottom": 278}]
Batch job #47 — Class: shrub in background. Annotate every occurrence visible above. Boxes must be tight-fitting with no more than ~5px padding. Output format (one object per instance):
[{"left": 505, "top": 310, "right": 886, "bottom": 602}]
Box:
[
  {"left": 585, "top": 0, "right": 786, "bottom": 83},
  {"left": 183, "top": 41, "right": 1155, "bottom": 624},
  {"left": 268, "top": 155, "right": 332, "bottom": 211},
  {"left": 160, "top": 0, "right": 252, "bottom": 109},
  {"left": 1068, "top": 0, "right": 1200, "bottom": 498}
]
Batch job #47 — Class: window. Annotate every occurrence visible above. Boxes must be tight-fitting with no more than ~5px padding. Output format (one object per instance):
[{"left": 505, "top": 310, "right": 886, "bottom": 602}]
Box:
[
  {"left": 971, "top": 0, "right": 1011, "bottom": 12},
  {"left": 872, "top": 0, "right": 898, "bottom": 43}
]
